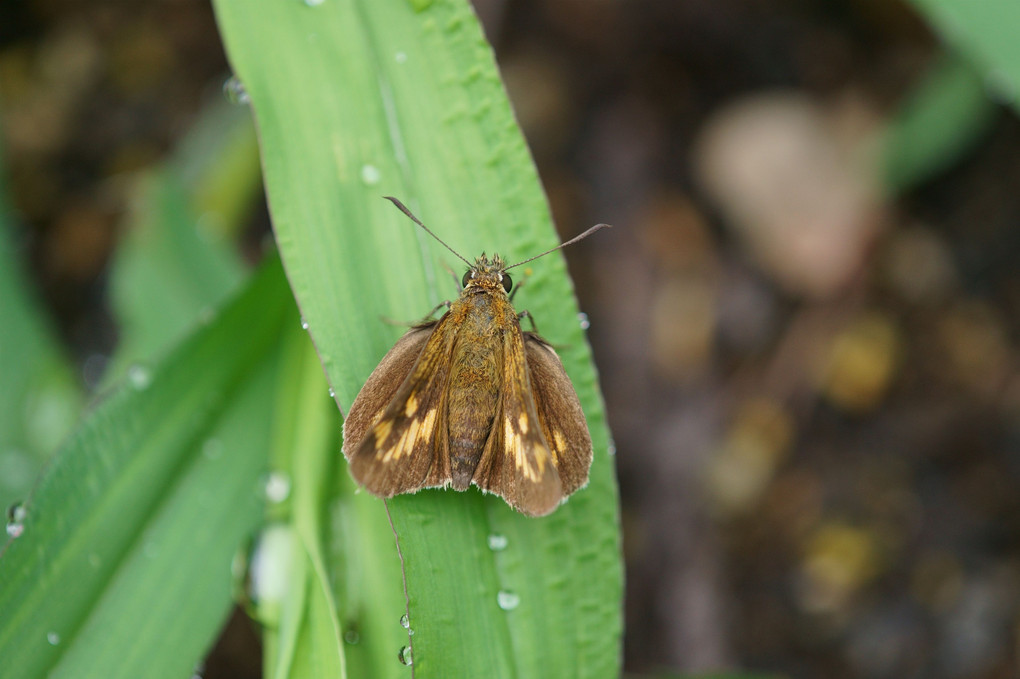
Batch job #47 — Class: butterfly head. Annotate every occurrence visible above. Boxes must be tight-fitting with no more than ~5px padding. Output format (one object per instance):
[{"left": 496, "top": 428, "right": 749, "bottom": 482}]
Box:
[{"left": 462, "top": 253, "right": 512, "bottom": 294}]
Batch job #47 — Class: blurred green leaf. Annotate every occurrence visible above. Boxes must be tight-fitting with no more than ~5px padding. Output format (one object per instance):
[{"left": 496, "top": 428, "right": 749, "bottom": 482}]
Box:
[
  {"left": 881, "top": 52, "right": 998, "bottom": 193},
  {"left": 173, "top": 99, "right": 263, "bottom": 239},
  {"left": 212, "top": 0, "right": 622, "bottom": 676},
  {"left": 106, "top": 101, "right": 261, "bottom": 383},
  {"left": 0, "top": 149, "right": 82, "bottom": 512},
  {"left": 261, "top": 326, "right": 348, "bottom": 679},
  {"left": 0, "top": 258, "right": 291, "bottom": 679},
  {"left": 908, "top": 0, "right": 1020, "bottom": 113}
]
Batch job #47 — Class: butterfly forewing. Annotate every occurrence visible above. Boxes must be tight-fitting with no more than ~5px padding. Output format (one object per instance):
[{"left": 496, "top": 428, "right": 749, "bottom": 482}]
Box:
[
  {"left": 472, "top": 320, "right": 563, "bottom": 516},
  {"left": 343, "top": 316, "right": 459, "bottom": 496}
]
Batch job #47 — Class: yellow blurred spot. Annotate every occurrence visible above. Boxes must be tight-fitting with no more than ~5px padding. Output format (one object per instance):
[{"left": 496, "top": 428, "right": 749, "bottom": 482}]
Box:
[
  {"left": 798, "top": 522, "right": 881, "bottom": 614},
  {"left": 818, "top": 313, "right": 900, "bottom": 412},
  {"left": 705, "top": 398, "right": 793, "bottom": 515}
]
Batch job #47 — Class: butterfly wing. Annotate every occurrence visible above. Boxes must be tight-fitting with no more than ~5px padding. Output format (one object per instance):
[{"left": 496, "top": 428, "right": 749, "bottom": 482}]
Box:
[
  {"left": 524, "top": 332, "right": 593, "bottom": 495},
  {"left": 472, "top": 324, "right": 562, "bottom": 516},
  {"left": 342, "top": 316, "right": 458, "bottom": 496}
]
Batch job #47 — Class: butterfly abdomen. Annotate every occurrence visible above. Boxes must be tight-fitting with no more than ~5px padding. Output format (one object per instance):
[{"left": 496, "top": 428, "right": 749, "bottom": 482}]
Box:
[{"left": 445, "top": 294, "right": 507, "bottom": 489}]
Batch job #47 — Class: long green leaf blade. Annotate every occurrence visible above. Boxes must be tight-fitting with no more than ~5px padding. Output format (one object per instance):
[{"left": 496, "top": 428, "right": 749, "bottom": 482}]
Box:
[{"left": 213, "top": 0, "right": 622, "bottom": 676}]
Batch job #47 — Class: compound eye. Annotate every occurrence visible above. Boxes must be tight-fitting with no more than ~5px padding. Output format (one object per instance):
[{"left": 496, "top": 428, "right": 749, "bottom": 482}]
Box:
[
  {"left": 501, "top": 273, "right": 513, "bottom": 293},
  {"left": 461, "top": 270, "right": 473, "bottom": 288}
]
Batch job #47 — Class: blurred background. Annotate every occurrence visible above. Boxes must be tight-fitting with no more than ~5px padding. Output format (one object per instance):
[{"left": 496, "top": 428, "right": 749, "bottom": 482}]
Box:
[{"left": 2, "top": 1, "right": 1019, "bottom": 678}]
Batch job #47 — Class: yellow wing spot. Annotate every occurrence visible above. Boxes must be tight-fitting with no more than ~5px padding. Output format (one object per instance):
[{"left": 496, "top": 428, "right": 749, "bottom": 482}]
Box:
[
  {"left": 505, "top": 419, "right": 527, "bottom": 473},
  {"left": 392, "top": 417, "right": 421, "bottom": 460},
  {"left": 518, "top": 413, "right": 529, "bottom": 434},
  {"left": 534, "top": 444, "right": 548, "bottom": 474},
  {"left": 373, "top": 419, "right": 394, "bottom": 453},
  {"left": 552, "top": 430, "right": 567, "bottom": 461},
  {"left": 405, "top": 394, "right": 419, "bottom": 417},
  {"left": 418, "top": 409, "right": 438, "bottom": 449},
  {"left": 506, "top": 417, "right": 541, "bottom": 481}
]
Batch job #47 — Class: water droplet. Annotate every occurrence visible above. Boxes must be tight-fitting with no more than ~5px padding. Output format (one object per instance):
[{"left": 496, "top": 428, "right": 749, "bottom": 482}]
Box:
[
  {"left": 344, "top": 628, "right": 360, "bottom": 644},
  {"left": 497, "top": 590, "right": 520, "bottom": 611},
  {"left": 47, "top": 631, "right": 60, "bottom": 645},
  {"left": 264, "top": 471, "right": 291, "bottom": 503},
  {"left": 223, "top": 76, "right": 250, "bottom": 105},
  {"left": 487, "top": 534, "right": 508, "bottom": 551},
  {"left": 577, "top": 312, "right": 590, "bottom": 330},
  {"left": 398, "top": 645, "right": 414, "bottom": 665},
  {"left": 607, "top": 441, "right": 617, "bottom": 457},
  {"left": 395, "top": 51, "right": 408, "bottom": 64},
  {"left": 328, "top": 387, "right": 336, "bottom": 398},
  {"left": 360, "top": 164, "right": 382, "bottom": 186},
  {"left": 203, "top": 438, "right": 223, "bottom": 460},
  {"left": 6, "top": 503, "right": 27, "bottom": 538},
  {"left": 407, "top": 0, "right": 434, "bottom": 12},
  {"left": 245, "top": 524, "right": 296, "bottom": 627},
  {"left": 399, "top": 613, "right": 410, "bottom": 629},
  {"left": 300, "top": 317, "right": 310, "bottom": 330},
  {"left": 303, "top": 0, "right": 326, "bottom": 5},
  {"left": 127, "top": 364, "right": 152, "bottom": 390}
]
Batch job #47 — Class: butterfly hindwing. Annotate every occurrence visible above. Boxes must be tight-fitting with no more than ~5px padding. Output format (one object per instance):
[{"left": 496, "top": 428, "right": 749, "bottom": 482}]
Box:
[
  {"left": 473, "top": 322, "right": 562, "bottom": 516},
  {"left": 343, "top": 315, "right": 459, "bottom": 496}
]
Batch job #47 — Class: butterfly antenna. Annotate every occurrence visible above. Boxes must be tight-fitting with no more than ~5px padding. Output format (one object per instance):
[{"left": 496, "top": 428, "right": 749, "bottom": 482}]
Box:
[
  {"left": 505, "top": 222, "right": 612, "bottom": 270},
  {"left": 384, "top": 196, "right": 472, "bottom": 267}
]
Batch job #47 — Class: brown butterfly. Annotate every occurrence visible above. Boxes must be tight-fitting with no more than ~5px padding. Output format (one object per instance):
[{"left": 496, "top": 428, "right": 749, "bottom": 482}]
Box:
[{"left": 341, "top": 197, "right": 609, "bottom": 516}]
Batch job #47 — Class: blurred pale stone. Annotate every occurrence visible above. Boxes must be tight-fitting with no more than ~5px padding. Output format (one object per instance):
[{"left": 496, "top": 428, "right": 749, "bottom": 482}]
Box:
[{"left": 695, "top": 92, "right": 883, "bottom": 298}]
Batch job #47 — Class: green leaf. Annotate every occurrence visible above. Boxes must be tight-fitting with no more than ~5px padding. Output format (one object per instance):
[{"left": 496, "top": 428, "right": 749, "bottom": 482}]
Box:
[
  {"left": 261, "top": 325, "right": 348, "bottom": 679},
  {"left": 106, "top": 101, "right": 261, "bottom": 383},
  {"left": 0, "top": 149, "right": 82, "bottom": 511},
  {"left": 880, "top": 51, "right": 998, "bottom": 193},
  {"left": 908, "top": 0, "right": 1020, "bottom": 113},
  {"left": 0, "top": 258, "right": 291, "bottom": 679},
  {"left": 212, "top": 0, "right": 622, "bottom": 676}
]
